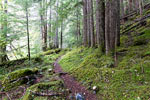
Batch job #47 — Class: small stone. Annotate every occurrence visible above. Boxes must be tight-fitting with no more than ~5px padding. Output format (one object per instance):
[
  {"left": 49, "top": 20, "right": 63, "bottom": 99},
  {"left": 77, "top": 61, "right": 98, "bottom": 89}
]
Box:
[
  {"left": 137, "top": 97, "right": 141, "bottom": 100},
  {"left": 92, "top": 86, "right": 99, "bottom": 93},
  {"left": 112, "top": 71, "right": 115, "bottom": 73},
  {"left": 83, "top": 93, "right": 86, "bottom": 95},
  {"left": 48, "top": 68, "right": 53, "bottom": 72},
  {"left": 92, "top": 86, "right": 97, "bottom": 90},
  {"left": 145, "top": 82, "right": 148, "bottom": 84}
]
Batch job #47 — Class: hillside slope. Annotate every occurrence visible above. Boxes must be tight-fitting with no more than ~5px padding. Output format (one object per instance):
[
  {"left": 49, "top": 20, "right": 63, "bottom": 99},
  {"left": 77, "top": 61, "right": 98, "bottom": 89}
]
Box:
[{"left": 59, "top": 6, "right": 150, "bottom": 100}]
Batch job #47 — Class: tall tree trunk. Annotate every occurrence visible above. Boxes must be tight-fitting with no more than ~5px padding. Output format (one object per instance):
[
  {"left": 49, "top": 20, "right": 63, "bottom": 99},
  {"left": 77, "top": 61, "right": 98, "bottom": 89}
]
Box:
[
  {"left": 0, "top": 0, "right": 8, "bottom": 63},
  {"left": 0, "top": 0, "right": 8, "bottom": 62},
  {"left": 96, "top": 0, "right": 105, "bottom": 51},
  {"left": 105, "top": 0, "right": 111, "bottom": 55},
  {"left": 49, "top": 1, "right": 52, "bottom": 48},
  {"left": 54, "top": 0, "right": 59, "bottom": 48},
  {"left": 83, "top": 0, "right": 88, "bottom": 46},
  {"left": 76, "top": 4, "right": 81, "bottom": 42},
  {"left": 44, "top": 0, "right": 48, "bottom": 51},
  {"left": 26, "top": 2, "right": 31, "bottom": 61},
  {"left": 120, "top": 0, "right": 124, "bottom": 18},
  {"left": 3, "top": 0, "right": 8, "bottom": 62},
  {"left": 109, "top": 0, "right": 117, "bottom": 53},
  {"left": 89, "top": 0, "right": 95, "bottom": 47},
  {"left": 105, "top": 0, "right": 120, "bottom": 55},
  {"left": 128, "top": 0, "right": 133, "bottom": 12},
  {"left": 87, "top": 0, "right": 91, "bottom": 47},
  {"left": 116, "top": 0, "right": 120, "bottom": 46},
  {"left": 60, "top": 21, "right": 63, "bottom": 48},
  {"left": 42, "top": 0, "right": 48, "bottom": 51},
  {"left": 138, "top": 0, "right": 143, "bottom": 16},
  {"left": 40, "top": 0, "right": 48, "bottom": 51}
]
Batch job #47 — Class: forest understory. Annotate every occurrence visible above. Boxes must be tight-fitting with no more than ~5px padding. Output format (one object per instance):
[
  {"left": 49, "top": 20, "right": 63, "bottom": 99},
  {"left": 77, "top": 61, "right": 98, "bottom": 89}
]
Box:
[
  {"left": 1, "top": 0, "right": 150, "bottom": 100},
  {"left": 1, "top": 8, "right": 150, "bottom": 99}
]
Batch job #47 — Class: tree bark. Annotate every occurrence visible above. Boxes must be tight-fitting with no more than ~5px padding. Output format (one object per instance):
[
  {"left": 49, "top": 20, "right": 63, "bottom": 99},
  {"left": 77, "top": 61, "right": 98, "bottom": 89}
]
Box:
[
  {"left": 43, "top": 0, "right": 48, "bottom": 51},
  {"left": 49, "top": 1, "right": 52, "bottom": 48},
  {"left": 116, "top": 0, "right": 120, "bottom": 46},
  {"left": 138, "top": 0, "right": 143, "bottom": 16},
  {"left": 40, "top": 0, "right": 48, "bottom": 51},
  {"left": 105, "top": 0, "right": 111, "bottom": 55},
  {"left": 96, "top": 0, "right": 105, "bottom": 51},
  {"left": 89, "top": 0, "right": 95, "bottom": 47},
  {"left": 105, "top": 0, "right": 120, "bottom": 55},
  {"left": 128, "top": 0, "right": 133, "bottom": 12},
  {"left": 83, "top": 0, "right": 88, "bottom": 46},
  {"left": 87, "top": 0, "right": 91, "bottom": 47},
  {"left": 26, "top": 2, "right": 31, "bottom": 61},
  {"left": 120, "top": 0, "right": 125, "bottom": 18},
  {"left": 54, "top": 0, "right": 59, "bottom": 48},
  {"left": 60, "top": 21, "right": 63, "bottom": 49},
  {"left": 76, "top": 4, "right": 81, "bottom": 42}
]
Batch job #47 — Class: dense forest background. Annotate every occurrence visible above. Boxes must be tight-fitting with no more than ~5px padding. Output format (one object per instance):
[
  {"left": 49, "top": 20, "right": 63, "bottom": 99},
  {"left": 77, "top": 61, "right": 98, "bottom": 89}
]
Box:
[
  {"left": 1, "top": 0, "right": 150, "bottom": 100},
  {"left": 0, "top": 0, "right": 149, "bottom": 61}
]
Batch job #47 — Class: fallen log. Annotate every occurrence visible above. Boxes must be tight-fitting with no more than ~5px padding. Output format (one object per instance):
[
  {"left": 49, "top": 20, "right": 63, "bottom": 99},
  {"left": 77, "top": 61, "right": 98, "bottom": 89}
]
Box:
[
  {"left": 30, "top": 90, "right": 62, "bottom": 97},
  {"left": 121, "top": 3, "right": 150, "bottom": 20}
]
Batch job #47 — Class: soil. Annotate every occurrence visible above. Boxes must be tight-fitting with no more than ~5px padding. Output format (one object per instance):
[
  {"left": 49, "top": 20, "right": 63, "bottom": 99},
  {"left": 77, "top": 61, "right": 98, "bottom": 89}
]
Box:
[{"left": 54, "top": 58, "right": 99, "bottom": 100}]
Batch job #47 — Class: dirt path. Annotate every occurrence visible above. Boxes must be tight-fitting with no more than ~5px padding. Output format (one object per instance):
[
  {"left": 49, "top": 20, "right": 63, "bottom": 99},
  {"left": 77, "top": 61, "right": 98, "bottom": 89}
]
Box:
[{"left": 54, "top": 58, "right": 99, "bottom": 100}]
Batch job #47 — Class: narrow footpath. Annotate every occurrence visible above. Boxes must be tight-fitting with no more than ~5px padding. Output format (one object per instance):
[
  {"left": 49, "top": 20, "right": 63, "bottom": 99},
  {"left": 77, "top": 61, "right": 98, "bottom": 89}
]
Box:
[{"left": 54, "top": 58, "right": 99, "bottom": 100}]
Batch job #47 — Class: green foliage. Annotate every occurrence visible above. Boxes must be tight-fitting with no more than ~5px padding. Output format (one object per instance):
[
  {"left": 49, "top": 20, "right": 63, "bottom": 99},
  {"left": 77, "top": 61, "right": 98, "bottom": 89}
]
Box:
[
  {"left": 59, "top": 44, "right": 150, "bottom": 99},
  {"left": 59, "top": 47, "right": 95, "bottom": 72},
  {"left": 133, "top": 36, "right": 147, "bottom": 46},
  {"left": 120, "top": 35, "right": 128, "bottom": 47}
]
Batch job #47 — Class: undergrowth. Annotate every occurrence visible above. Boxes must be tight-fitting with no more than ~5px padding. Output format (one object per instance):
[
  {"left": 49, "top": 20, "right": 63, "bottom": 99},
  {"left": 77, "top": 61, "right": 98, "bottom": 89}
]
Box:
[
  {"left": 59, "top": 9, "right": 150, "bottom": 99},
  {"left": 0, "top": 49, "right": 68, "bottom": 100},
  {"left": 59, "top": 37, "right": 150, "bottom": 100}
]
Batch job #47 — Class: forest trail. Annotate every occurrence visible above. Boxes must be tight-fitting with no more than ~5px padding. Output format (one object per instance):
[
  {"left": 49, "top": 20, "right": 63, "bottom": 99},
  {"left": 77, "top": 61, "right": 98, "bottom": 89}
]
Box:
[{"left": 54, "top": 58, "right": 99, "bottom": 100}]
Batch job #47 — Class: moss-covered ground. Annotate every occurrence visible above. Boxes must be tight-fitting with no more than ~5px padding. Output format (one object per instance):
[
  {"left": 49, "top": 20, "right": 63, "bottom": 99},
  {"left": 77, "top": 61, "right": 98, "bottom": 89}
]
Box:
[
  {"left": 0, "top": 49, "right": 69, "bottom": 100},
  {"left": 59, "top": 9, "right": 150, "bottom": 100}
]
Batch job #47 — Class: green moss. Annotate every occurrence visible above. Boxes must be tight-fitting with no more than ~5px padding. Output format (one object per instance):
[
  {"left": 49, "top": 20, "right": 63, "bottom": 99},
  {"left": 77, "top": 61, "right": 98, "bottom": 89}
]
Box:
[
  {"left": 120, "top": 35, "right": 128, "bottom": 47},
  {"left": 133, "top": 28, "right": 150, "bottom": 45},
  {"left": 1, "top": 68, "right": 38, "bottom": 91},
  {"left": 147, "top": 19, "right": 150, "bottom": 25},
  {"left": 0, "top": 57, "right": 28, "bottom": 67},
  {"left": 134, "top": 38, "right": 146, "bottom": 46},
  {"left": 58, "top": 44, "right": 150, "bottom": 99},
  {"left": 142, "top": 51, "right": 150, "bottom": 57},
  {"left": 23, "top": 80, "right": 65, "bottom": 100},
  {"left": 42, "top": 49, "right": 67, "bottom": 65},
  {"left": 40, "top": 48, "right": 62, "bottom": 56},
  {"left": 143, "top": 9, "right": 150, "bottom": 16},
  {"left": 59, "top": 47, "right": 97, "bottom": 72}
]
